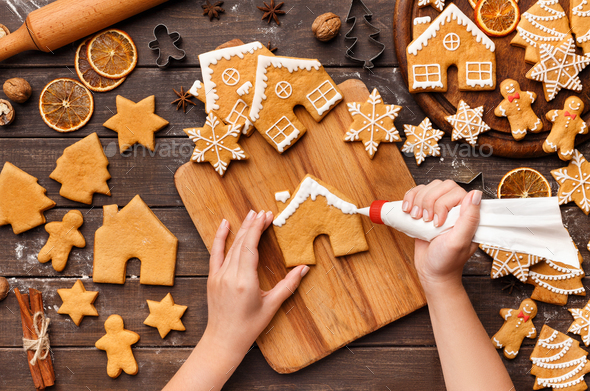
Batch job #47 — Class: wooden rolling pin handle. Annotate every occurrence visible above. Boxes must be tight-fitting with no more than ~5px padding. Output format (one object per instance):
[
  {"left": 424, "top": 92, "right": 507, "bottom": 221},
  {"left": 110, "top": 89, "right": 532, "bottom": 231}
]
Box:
[{"left": 0, "top": 24, "right": 39, "bottom": 62}]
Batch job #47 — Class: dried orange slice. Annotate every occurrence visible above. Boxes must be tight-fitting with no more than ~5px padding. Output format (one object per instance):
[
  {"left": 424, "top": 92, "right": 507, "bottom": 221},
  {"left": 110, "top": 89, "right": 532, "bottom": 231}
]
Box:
[
  {"left": 475, "top": 0, "right": 520, "bottom": 37},
  {"left": 76, "top": 38, "right": 125, "bottom": 92},
  {"left": 87, "top": 29, "right": 137, "bottom": 79},
  {"left": 497, "top": 167, "right": 551, "bottom": 198},
  {"left": 39, "top": 78, "right": 94, "bottom": 133}
]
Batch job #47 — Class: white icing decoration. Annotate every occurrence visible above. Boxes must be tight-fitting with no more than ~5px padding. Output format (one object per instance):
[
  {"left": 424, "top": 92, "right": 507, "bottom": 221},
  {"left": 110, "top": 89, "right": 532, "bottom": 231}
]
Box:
[
  {"left": 465, "top": 61, "right": 493, "bottom": 87},
  {"left": 221, "top": 68, "right": 240, "bottom": 86},
  {"left": 418, "top": 0, "right": 445, "bottom": 11},
  {"left": 249, "top": 55, "right": 323, "bottom": 122},
  {"left": 527, "top": 91, "right": 536, "bottom": 103},
  {"left": 528, "top": 39, "right": 590, "bottom": 100},
  {"left": 504, "top": 309, "right": 513, "bottom": 320},
  {"left": 529, "top": 272, "right": 586, "bottom": 295},
  {"left": 412, "top": 64, "right": 443, "bottom": 90},
  {"left": 275, "top": 81, "right": 292, "bottom": 99},
  {"left": 266, "top": 115, "right": 300, "bottom": 152},
  {"left": 306, "top": 80, "right": 342, "bottom": 116},
  {"left": 527, "top": 328, "right": 536, "bottom": 338},
  {"left": 273, "top": 176, "right": 358, "bottom": 227},
  {"left": 498, "top": 105, "right": 507, "bottom": 117},
  {"left": 189, "top": 80, "right": 203, "bottom": 97},
  {"left": 199, "top": 41, "right": 264, "bottom": 113},
  {"left": 186, "top": 113, "right": 246, "bottom": 176},
  {"left": 493, "top": 337, "right": 503, "bottom": 348},
  {"left": 236, "top": 81, "right": 252, "bottom": 97},
  {"left": 569, "top": 303, "right": 590, "bottom": 346},
  {"left": 443, "top": 33, "right": 460, "bottom": 51},
  {"left": 402, "top": 118, "right": 444, "bottom": 165},
  {"left": 413, "top": 16, "right": 432, "bottom": 25},
  {"left": 513, "top": 128, "right": 527, "bottom": 135},
  {"left": 516, "top": 0, "right": 569, "bottom": 48},
  {"left": 275, "top": 191, "right": 291, "bottom": 203},
  {"left": 345, "top": 89, "right": 401, "bottom": 156},
  {"left": 445, "top": 101, "right": 490, "bottom": 146},
  {"left": 553, "top": 150, "right": 590, "bottom": 213},
  {"left": 480, "top": 244, "right": 541, "bottom": 282},
  {"left": 407, "top": 4, "right": 495, "bottom": 56},
  {"left": 225, "top": 99, "right": 253, "bottom": 135}
]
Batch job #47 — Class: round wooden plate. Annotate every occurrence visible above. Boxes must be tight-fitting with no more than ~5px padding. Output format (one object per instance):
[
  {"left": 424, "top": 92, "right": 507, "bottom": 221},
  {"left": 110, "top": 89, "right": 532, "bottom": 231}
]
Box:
[{"left": 393, "top": 0, "right": 590, "bottom": 158}]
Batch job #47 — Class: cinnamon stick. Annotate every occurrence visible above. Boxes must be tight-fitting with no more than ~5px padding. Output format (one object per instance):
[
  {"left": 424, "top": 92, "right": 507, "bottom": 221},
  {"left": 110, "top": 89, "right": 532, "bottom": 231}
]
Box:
[
  {"left": 14, "top": 288, "right": 45, "bottom": 390},
  {"left": 29, "top": 289, "right": 55, "bottom": 387}
]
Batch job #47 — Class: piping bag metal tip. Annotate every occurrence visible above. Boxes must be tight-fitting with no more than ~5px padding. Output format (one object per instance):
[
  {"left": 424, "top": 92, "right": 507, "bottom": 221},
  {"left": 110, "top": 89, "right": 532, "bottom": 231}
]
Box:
[{"left": 357, "top": 207, "right": 370, "bottom": 217}]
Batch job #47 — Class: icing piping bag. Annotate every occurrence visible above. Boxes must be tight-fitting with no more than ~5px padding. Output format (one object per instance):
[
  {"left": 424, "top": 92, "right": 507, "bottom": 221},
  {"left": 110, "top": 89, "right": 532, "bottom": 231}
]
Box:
[{"left": 357, "top": 197, "right": 580, "bottom": 269}]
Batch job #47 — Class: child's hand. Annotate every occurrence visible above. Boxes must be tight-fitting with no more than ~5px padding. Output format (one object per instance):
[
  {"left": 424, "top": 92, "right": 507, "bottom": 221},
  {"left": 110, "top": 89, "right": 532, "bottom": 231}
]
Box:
[
  {"left": 203, "top": 210, "right": 309, "bottom": 355},
  {"left": 402, "top": 180, "right": 482, "bottom": 290}
]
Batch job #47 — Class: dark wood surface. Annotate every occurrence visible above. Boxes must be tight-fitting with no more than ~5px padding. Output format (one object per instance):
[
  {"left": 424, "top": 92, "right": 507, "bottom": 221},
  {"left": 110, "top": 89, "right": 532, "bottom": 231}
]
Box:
[
  {"left": 394, "top": 0, "right": 590, "bottom": 157},
  {"left": 1, "top": 0, "right": 590, "bottom": 389}
]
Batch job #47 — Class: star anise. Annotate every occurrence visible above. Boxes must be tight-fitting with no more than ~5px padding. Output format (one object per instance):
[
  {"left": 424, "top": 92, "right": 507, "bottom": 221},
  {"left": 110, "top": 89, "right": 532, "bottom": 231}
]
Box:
[
  {"left": 267, "top": 41, "right": 278, "bottom": 53},
  {"left": 171, "top": 86, "right": 196, "bottom": 113},
  {"left": 202, "top": 0, "right": 224, "bottom": 20},
  {"left": 258, "top": 0, "right": 285, "bottom": 25},
  {"left": 500, "top": 275, "right": 523, "bottom": 295}
]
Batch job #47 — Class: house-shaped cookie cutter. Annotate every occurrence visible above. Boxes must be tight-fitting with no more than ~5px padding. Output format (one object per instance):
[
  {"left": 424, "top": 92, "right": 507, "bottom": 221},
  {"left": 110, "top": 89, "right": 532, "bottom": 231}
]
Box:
[{"left": 148, "top": 24, "right": 186, "bottom": 69}]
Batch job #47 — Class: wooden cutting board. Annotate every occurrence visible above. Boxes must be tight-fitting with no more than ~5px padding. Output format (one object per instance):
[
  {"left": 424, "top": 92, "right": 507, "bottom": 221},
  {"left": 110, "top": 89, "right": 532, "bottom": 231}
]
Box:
[
  {"left": 393, "top": 0, "right": 590, "bottom": 158},
  {"left": 174, "top": 79, "right": 426, "bottom": 373}
]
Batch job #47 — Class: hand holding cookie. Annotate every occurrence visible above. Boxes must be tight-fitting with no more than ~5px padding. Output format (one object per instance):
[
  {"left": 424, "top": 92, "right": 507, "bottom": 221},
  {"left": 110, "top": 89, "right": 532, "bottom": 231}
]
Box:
[{"left": 402, "top": 180, "right": 482, "bottom": 290}]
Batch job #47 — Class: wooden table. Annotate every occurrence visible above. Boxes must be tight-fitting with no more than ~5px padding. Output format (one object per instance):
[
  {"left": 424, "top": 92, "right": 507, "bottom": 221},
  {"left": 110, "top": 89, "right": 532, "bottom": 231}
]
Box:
[{"left": 0, "top": 0, "right": 588, "bottom": 389}]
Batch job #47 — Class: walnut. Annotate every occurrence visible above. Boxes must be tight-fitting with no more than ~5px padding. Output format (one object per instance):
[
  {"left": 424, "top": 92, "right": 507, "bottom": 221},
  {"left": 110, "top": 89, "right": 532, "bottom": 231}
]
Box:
[
  {"left": 0, "top": 24, "right": 9, "bottom": 39},
  {"left": 3, "top": 78, "right": 32, "bottom": 103},
  {"left": 0, "top": 99, "right": 14, "bottom": 125},
  {"left": 0, "top": 277, "right": 9, "bottom": 301},
  {"left": 312, "top": 12, "right": 341, "bottom": 42}
]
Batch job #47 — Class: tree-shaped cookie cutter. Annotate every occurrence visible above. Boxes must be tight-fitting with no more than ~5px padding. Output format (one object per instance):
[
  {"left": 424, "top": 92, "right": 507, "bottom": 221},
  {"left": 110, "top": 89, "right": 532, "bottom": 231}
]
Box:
[
  {"left": 344, "top": 0, "right": 385, "bottom": 70},
  {"left": 148, "top": 24, "right": 186, "bottom": 69}
]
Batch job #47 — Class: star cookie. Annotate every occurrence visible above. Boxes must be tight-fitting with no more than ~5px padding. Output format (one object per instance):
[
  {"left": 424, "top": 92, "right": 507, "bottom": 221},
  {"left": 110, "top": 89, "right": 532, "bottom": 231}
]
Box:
[
  {"left": 184, "top": 112, "right": 247, "bottom": 176},
  {"left": 445, "top": 100, "right": 490, "bottom": 146},
  {"left": 569, "top": 300, "right": 590, "bottom": 346},
  {"left": 417, "top": 0, "right": 445, "bottom": 11},
  {"left": 143, "top": 293, "right": 188, "bottom": 338},
  {"left": 344, "top": 88, "right": 402, "bottom": 158},
  {"left": 551, "top": 149, "right": 590, "bottom": 214},
  {"left": 402, "top": 117, "right": 444, "bottom": 165},
  {"left": 480, "top": 244, "right": 542, "bottom": 283},
  {"left": 57, "top": 279, "right": 99, "bottom": 326},
  {"left": 103, "top": 95, "right": 169, "bottom": 153},
  {"left": 526, "top": 38, "right": 590, "bottom": 101}
]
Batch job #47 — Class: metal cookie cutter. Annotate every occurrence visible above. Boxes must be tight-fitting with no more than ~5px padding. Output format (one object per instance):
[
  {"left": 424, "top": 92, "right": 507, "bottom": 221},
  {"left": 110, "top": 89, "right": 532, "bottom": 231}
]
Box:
[
  {"left": 344, "top": 0, "right": 385, "bottom": 70},
  {"left": 148, "top": 24, "right": 186, "bottom": 69}
]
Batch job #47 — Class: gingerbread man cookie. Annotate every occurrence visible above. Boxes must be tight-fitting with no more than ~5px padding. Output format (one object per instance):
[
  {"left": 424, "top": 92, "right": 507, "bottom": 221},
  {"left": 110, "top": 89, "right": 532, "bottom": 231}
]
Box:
[
  {"left": 492, "top": 298, "right": 537, "bottom": 359},
  {"left": 95, "top": 314, "right": 140, "bottom": 378},
  {"left": 38, "top": 210, "right": 85, "bottom": 272},
  {"left": 494, "top": 79, "right": 542, "bottom": 141},
  {"left": 544, "top": 96, "right": 587, "bottom": 161}
]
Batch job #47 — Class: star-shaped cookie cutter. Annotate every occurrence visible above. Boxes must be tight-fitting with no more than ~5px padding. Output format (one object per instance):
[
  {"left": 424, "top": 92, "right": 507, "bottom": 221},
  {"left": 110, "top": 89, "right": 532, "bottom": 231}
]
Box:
[{"left": 148, "top": 24, "right": 186, "bottom": 69}]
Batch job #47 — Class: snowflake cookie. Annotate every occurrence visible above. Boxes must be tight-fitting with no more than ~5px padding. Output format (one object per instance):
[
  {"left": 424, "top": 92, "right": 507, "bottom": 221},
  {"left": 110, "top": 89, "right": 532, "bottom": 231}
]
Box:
[
  {"left": 417, "top": 0, "right": 445, "bottom": 12},
  {"left": 445, "top": 100, "right": 490, "bottom": 146},
  {"left": 569, "top": 300, "right": 590, "bottom": 346},
  {"left": 479, "top": 244, "right": 542, "bottom": 283},
  {"left": 492, "top": 298, "right": 537, "bottom": 359},
  {"left": 551, "top": 149, "right": 590, "bottom": 213},
  {"left": 494, "top": 79, "right": 542, "bottom": 141},
  {"left": 344, "top": 88, "right": 402, "bottom": 158},
  {"left": 544, "top": 97, "right": 588, "bottom": 161},
  {"left": 526, "top": 38, "right": 590, "bottom": 101},
  {"left": 184, "top": 113, "right": 248, "bottom": 176},
  {"left": 402, "top": 117, "right": 444, "bottom": 165}
]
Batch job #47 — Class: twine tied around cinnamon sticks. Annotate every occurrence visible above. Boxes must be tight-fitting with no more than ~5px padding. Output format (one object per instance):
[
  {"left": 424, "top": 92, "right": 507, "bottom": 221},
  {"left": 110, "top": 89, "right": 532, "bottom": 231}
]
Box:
[{"left": 23, "top": 312, "right": 51, "bottom": 365}]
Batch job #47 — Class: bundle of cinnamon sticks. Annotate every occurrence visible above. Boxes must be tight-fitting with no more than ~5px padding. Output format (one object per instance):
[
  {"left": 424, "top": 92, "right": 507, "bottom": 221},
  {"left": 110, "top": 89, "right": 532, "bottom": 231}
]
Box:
[{"left": 14, "top": 288, "right": 55, "bottom": 390}]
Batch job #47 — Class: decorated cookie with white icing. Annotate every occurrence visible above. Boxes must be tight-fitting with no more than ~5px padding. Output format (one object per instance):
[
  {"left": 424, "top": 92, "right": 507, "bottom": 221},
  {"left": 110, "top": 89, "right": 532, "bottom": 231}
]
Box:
[
  {"left": 494, "top": 79, "right": 542, "bottom": 141},
  {"left": 344, "top": 88, "right": 402, "bottom": 159},
  {"left": 571, "top": 0, "right": 590, "bottom": 55},
  {"left": 402, "top": 117, "right": 444, "bottom": 165},
  {"left": 492, "top": 298, "right": 537, "bottom": 359},
  {"left": 551, "top": 149, "right": 590, "bottom": 213},
  {"left": 544, "top": 97, "right": 587, "bottom": 160},
  {"left": 480, "top": 244, "right": 542, "bottom": 283},
  {"left": 406, "top": 4, "right": 496, "bottom": 93},
  {"left": 272, "top": 175, "right": 368, "bottom": 267},
  {"left": 249, "top": 55, "right": 343, "bottom": 154},
  {"left": 445, "top": 100, "right": 490, "bottom": 146},
  {"left": 568, "top": 300, "right": 590, "bottom": 347}
]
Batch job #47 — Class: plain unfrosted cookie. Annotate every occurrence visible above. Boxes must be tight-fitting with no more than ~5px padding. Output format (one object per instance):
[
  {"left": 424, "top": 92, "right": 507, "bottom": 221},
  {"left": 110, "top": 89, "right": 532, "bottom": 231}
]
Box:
[
  {"left": 445, "top": 100, "right": 490, "bottom": 146},
  {"left": 569, "top": 299, "right": 590, "bottom": 347},
  {"left": 551, "top": 150, "right": 590, "bottom": 214},
  {"left": 184, "top": 112, "right": 247, "bottom": 176},
  {"left": 93, "top": 195, "right": 178, "bottom": 286},
  {"left": 57, "top": 279, "right": 98, "bottom": 326},
  {"left": 38, "top": 210, "right": 85, "bottom": 272},
  {"left": 95, "top": 314, "right": 140, "bottom": 378},
  {"left": 0, "top": 162, "right": 56, "bottom": 234},
  {"left": 144, "top": 292, "right": 188, "bottom": 338},
  {"left": 492, "top": 298, "right": 537, "bottom": 359},
  {"left": 402, "top": 117, "right": 444, "bottom": 165},
  {"left": 494, "top": 79, "right": 542, "bottom": 141},
  {"left": 272, "top": 174, "right": 368, "bottom": 267},
  {"left": 544, "top": 97, "right": 588, "bottom": 160},
  {"left": 344, "top": 88, "right": 402, "bottom": 159},
  {"left": 50, "top": 133, "right": 111, "bottom": 204},
  {"left": 103, "top": 95, "right": 169, "bottom": 153}
]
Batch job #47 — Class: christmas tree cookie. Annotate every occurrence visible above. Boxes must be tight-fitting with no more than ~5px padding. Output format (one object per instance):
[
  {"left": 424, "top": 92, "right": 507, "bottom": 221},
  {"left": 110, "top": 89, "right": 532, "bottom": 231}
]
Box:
[
  {"left": 492, "top": 298, "right": 537, "bottom": 359},
  {"left": 571, "top": 0, "right": 590, "bottom": 55},
  {"left": 569, "top": 300, "right": 590, "bottom": 347},
  {"left": 38, "top": 210, "right": 85, "bottom": 272}
]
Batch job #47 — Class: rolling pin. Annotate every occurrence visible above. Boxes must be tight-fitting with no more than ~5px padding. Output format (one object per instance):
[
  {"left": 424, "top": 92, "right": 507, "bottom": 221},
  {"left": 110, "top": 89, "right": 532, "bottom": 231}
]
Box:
[{"left": 0, "top": 0, "right": 169, "bottom": 62}]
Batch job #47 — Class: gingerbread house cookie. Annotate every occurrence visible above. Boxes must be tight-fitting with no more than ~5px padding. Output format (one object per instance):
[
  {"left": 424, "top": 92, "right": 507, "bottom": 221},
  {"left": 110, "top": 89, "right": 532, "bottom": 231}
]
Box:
[
  {"left": 492, "top": 298, "right": 537, "bottom": 359},
  {"left": 249, "top": 55, "right": 343, "bottom": 153},
  {"left": 406, "top": 5, "right": 496, "bottom": 93},
  {"left": 272, "top": 175, "right": 368, "bottom": 267},
  {"left": 190, "top": 41, "right": 275, "bottom": 136},
  {"left": 494, "top": 79, "right": 542, "bottom": 141},
  {"left": 572, "top": 0, "right": 590, "bottom": 55}
]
